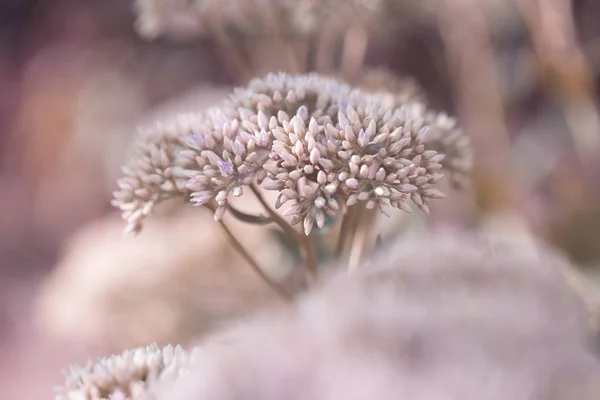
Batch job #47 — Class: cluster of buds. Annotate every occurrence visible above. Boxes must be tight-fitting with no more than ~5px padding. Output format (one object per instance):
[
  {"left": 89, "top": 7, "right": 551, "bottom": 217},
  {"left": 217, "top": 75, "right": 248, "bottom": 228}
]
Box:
[
  {"left": 112, "top": 72, "right": 472, "bottom": 236},
  {"left": 53, "top": 343, "right": 196, "bottom": 400},
  {"left": 111, "top": 117, "right": 198, "bottom": 234}
]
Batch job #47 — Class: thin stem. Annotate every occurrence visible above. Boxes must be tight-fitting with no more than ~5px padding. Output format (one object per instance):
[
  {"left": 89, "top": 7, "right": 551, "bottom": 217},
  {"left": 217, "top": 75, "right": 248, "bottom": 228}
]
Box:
[
  {"left": 303, "top": 234, "right": 318, "bottom": 285},
  {"left": 347, "top": 207, "right": 377, "bottom": 271},
  {"left": 217, "top": 218, "right": 292, "bottom": 301},
  {"left": 250, "top": 185, "right": 302, "bottom": 241},
  {"left": 336, "top": 204, "right": 366, "bottom": 258},
  {"left": 227, "top": 203, "right": 272, "bottom": 225},
  {"left": 349, "top": 205, "right": 367, "bottom": 244},
  {"left": 335, "top": 205, "right": 356, "bottom": 258},
  {"left": 251, "top": 184, "right": 318, "bottom": 283}
]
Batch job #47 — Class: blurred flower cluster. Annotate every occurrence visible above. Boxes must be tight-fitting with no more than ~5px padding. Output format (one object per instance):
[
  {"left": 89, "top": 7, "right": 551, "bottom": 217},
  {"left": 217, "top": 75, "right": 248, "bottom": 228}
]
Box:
[
  {"left": 53, "top": 343, "right": 195, "bottom": 400},
  {"left": 53, "top": 230, "right": 600, "bottom": 400}
]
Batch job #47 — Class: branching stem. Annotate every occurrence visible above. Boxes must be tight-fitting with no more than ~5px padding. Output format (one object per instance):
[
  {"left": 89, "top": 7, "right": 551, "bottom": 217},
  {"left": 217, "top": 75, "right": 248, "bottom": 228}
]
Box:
[
  {"left": 227, "top": 203, "right": 272, "bottom": 225},
  {"left": 251, "top": 184, "right": 318, "bottom": 283},
  {"left": 347, "top": 207, "right": 377, "bottom": 271},
  {"left": 217, "top": 217, "right": 292, "bottom": 301}
]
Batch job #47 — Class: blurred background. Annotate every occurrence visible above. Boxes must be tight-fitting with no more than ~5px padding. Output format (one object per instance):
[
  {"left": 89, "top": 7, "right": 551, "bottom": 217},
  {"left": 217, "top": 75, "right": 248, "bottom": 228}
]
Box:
[{"left": 1, "top": 0, "right": 600, "bottom": 398}]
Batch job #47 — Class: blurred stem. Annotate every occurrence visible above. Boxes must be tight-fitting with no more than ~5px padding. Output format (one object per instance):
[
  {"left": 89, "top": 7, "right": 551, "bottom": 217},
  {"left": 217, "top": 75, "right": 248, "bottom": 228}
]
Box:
[
  {"left": 245, "top": 38, "right": 300, "bottom": 76},
  {"left": 335, "top": 204, "right": 358, "bottom": 258},
  {"left": 347, "top": 207, "right": 377, "bottom": 271},
  {"left": 200, "top": 202, "right": 291, "bottom": 300},
  {"left": 341, "top": 26, "right": 369, "bottom": 83},
  {"left": 293, "top": 36, "right": 311, "bottom": 73},
  {"left": 514, "top": 0, "right": 600, "bottom": 170},
  {"left": 203, "top": 18, "right": 252, "bottom": 83},
  {"left": 335, "top": 203, "right": 375, "bottom": 268},
  {"left": 257, "top": 1, "right": 302, "bottom": 74},
  {"left": 277, "top": 37, "right": 302, "bottom": 74},
  {"left": 436, "top": 0, "right": 520, "bottom": 215},
  {"left": 303, "top": 234, "right": 318, "bottom": 284},
  {"left": 315, "top": 28, "right": 337, "bottom": 74},
  {"left": 251, "top": 184, "right": 318, "bottom": 283},
  {"left": 346, "top": 205, "right": 366, "bottom": 253}
]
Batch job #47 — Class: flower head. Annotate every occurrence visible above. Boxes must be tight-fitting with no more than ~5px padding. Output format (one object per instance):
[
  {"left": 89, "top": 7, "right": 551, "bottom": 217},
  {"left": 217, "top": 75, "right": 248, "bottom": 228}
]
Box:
[
  {"left": 181, "top": 107, "right": 271, "bottom": 220},
  {"left": 262, "top": 99, "right": 447, "bottom": 234},
  {"left": 53, "top": 343, "right": 196, "bottom": 400},
  {"left": 111, "top": 114, "right": 203, "bottom": 234},
  {"left": 182, "top": 73, "right": 365, "bottom": 225},
  {"left": 113, "top": 72, "right": 472, "bottom": 236}
]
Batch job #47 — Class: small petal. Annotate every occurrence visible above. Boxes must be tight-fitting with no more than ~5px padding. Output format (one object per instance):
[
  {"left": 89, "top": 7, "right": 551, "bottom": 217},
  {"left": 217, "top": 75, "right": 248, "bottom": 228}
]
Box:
[
  {"left": 314, "top": 197, "right": 326, "bottom": 208},
  {"left": 214, "top": 205, "right": 226, "bottom": 221},
  {"left": 346, "top": 194, "right": 358, "bottom": 206},
  {"left": 423, "top": 188, "right": 446, "bottom": 199},
  {"left": 303, "top": 216, "right": 314, "bottom": 235},
  {"left": 345, "top": 178, "right": 359, "bottom": 190},
  {"left": 318, "top": 158, "right": 335, "bottom": 170},
  {"left": 315, "top": 210, "right": 325, "bottom": 229},
  {"left": 310, "top": 148, "right": 321, "bottom": 164}
]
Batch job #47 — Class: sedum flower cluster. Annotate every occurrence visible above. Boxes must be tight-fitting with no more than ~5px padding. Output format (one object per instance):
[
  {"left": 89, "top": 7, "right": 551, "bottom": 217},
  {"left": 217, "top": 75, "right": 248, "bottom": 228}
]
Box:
[
  {"left": 112, "top": 72, "right": 472, "bottom": 235},
  {"left": 130, "top": 232, "right": 598, "bottom": 400},
  {"left": 53, "top": 343, "right": 196, "bottom": 400}
]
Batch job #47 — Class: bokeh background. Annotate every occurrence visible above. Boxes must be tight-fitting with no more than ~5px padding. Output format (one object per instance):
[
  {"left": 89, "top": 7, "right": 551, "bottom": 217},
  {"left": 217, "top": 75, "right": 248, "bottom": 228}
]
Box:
[{"left": 1, "top": 0, "right": 600, "bottom": 398}]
